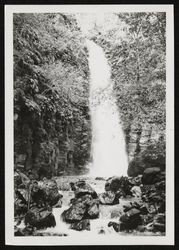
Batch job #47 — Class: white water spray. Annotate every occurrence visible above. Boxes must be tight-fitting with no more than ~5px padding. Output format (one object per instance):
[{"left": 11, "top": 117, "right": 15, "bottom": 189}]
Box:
[{"left": 86, "top": 40, "right": 128, "bottom": 177}]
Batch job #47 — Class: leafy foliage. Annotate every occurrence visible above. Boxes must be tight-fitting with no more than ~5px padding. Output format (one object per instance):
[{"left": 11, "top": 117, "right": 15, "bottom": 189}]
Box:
[
  {"left": 87, "top": 12, "right": 166, "bottom": 170},
  {"left": 14, "top": 13, "right": 91, "bottom": 174}
]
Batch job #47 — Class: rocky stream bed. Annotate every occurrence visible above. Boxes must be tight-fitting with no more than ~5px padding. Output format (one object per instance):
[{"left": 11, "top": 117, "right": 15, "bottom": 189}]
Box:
[{"left": 14, "top": 168, "right": 165, "bottom": 237}]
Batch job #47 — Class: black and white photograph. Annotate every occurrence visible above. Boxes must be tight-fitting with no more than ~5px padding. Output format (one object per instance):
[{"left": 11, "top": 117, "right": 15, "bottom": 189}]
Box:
[{"left": 5, "top": 4, "right": 174, "bottom": 245}]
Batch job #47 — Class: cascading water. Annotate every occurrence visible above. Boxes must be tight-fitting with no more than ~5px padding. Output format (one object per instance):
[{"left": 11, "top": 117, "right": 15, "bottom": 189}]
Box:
[
  {"left": 86, "top": 40, "right": 128, "bottom": 177},
  {"left": 29, "top": 41, "right": 129, "bottom": 239}
]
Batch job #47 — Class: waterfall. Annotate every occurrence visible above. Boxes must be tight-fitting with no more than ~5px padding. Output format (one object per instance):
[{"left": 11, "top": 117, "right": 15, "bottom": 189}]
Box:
[{"left": 86, "top": 40, "right": 128, "bottom": 177}]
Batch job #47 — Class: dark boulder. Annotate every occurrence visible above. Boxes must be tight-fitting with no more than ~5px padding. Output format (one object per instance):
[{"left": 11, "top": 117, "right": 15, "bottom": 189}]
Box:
[
  {"left": 30, "top": 183, "right": 46, "bottom": 207},
  {"left": 95, "top": 177, "right": 105, "bottom": 181},
  {"left": 108, "top": 221, "right": 120, "bottom": 232},
  {"left": 105, "top": 176, "right": 123, "bottom": 192},
  {"left": 70, "top": 219, "right": 90, "bottom": 231},
  {"left": 53, "top": 199, "right": 63, "bottom": 208},
  {"left": 99, "top": 191, "right": 119, "bottom": 205},
  {"left": 123, "top": 201, "right": 148, "bottom": 215},
  {"left": 31, "top": 180, "right": 62, "bottom": 207},
  {"left": 105, "top": 176, "right": 133, "bottom": 197},
  {"left": 72, "top": 180, "right": 97, "bottom": 199},
  {"left": 120, "top": 208, "right": 142, "bottom": 230},
  {"left": 62, "top": 201, "right": 86, "bottom": 222},
  {"left": 141, "top": 167, "right": 161, "bottom": 185},
  {"left": 24, "top": 207, "right": 56, "bottom": 229},
  {"left": 42, "top": 179, "right": 62, "bottom": 206},
  {"left": 62, "top": 194, "right": 99, "bottom": 222}
]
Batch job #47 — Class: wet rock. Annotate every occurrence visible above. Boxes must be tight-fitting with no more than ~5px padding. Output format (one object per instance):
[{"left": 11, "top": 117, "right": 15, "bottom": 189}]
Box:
[
  {"left": 95, "top": 177, "right": 105, "bottom": 181},
  {"left": 99, "top": 191, "right": 119, "bottom": 205},
  {"left": 31, "top": 180, "right": 62, "bottom": 207},
  {"left": 141, "top": 167, "right": 161, "bottom": 185},
  {"left": 108, "top": 221, "right": 120, "bottom": 232},
  {"left": 120, "top": 208, "right": 142, "bottom": 230},
  {"left": 70, "top": 219, "right": 90, "bottom": 231},
  {"left": 30, "top": 182, "right": 46, "bottom": 207},
  {"left": 72, "top": 180, "right": 97, "bottom": 199},
  {"left": 24, "top": 207, "right": 56, "bottom": 229},
  {"left": 62, "top": 194, "right": 99, "bottom": 222},
  {"left": 42, "top": 179, "right": 62, "bottom": 206},
  {"left": 105, "top": 176, "right": 123, "bottom": 192},
  {"left": 105, "top": 176, "right": 133, "bottom": 197},
  {"left": 62, "top": 201, "right": 86, "bottom": 222},
  {"left": 123, "top": 201, "right": 148, "bottom": 215},
  {"left": 87, "top": 199, "right": 100, "bottom": 219}
]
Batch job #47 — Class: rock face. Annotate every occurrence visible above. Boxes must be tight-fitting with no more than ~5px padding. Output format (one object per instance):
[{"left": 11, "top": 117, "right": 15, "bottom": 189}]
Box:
[
  {"left": 24, "top": 207, "right": 56, "bottom": 229},
  {"left": 141, "top": 167, "right": 161, "bottom": 185},
  {"left": 127, "top": 134, "right": 165, "bottom": 177},
  {"left": 99, "top": 191, "right": 119, "bottom": 205}
]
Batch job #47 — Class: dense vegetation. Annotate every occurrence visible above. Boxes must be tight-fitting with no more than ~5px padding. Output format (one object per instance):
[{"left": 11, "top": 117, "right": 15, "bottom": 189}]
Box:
[
  {"left": 88, "top": 13, "right": 166, "bottom": 174},
  {"left": 14, "top": 13, "right": 91, "bottom": 177},
  {"left": 14, "top": 12, "right": 166, "bottom": 178}
]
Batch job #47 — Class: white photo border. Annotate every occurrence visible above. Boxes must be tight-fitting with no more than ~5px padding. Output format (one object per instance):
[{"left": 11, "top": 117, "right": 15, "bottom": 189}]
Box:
[{"left": 5, "top": 4, "right": 174, "bottom": 245}]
